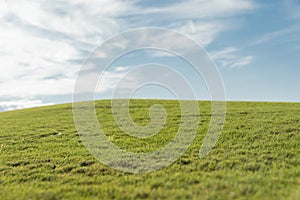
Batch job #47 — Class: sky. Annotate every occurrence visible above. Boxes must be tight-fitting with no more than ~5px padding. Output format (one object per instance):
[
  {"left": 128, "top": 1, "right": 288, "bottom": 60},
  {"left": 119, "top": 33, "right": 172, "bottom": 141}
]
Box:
[{"left": 0, "top": 0, "right": 300, "bottom": 111}]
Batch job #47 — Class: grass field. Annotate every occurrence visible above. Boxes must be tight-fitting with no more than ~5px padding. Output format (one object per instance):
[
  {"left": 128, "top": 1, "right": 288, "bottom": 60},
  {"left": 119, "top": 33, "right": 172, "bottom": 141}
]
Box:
[{"left": 0, "top": 100, "right": 299, "bottom": 199}]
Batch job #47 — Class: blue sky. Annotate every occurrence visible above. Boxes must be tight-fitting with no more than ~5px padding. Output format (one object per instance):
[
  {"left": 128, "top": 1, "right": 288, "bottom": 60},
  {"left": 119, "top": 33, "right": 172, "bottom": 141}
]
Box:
[{"left": 0, "top": 0, "right": 300, "bottom": 111}]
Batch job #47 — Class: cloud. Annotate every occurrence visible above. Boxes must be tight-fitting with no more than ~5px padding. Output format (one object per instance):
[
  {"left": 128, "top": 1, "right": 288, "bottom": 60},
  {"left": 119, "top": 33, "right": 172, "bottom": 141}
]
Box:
[
  {"left": 284, "top": 0, "right": 300, "bottom": 19},
  {"left": 4, "top": 0, "right": 133, "bottom": 42},
  {"left": 0, "top": 0, "right": 256, "bottom": 110},
  {"left": 229, "top": 56, "right": 253, "bottom": 68},
  {"left": 0, "top": 99, "right": 53, "bottom": 111},
  {"left": 169, "top": 20, "right": 231, "bottom": 46},
  {"left": 138, "top": 0, "right": 255, "bottom": 20},
  {"left": 0, "top": 0, "right": 132, "bottom": 100},
  {"left": 253, "top": 26, "right": 300, "bottom": 45},
  {"left": 132, "top": 0, "right": 255, "bottom": 46},
  {"left": 0, "top": 77, "right": 76, "bottom": 98},
  {"left": 210, "top": 47, "right": 253, "bottom": 69}
]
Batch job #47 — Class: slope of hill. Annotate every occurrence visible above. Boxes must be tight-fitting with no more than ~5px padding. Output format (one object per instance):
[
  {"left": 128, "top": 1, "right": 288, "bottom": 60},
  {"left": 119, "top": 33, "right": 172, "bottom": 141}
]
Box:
[{"left": 0, "top": 100, "right": 299, "bottom": 199}]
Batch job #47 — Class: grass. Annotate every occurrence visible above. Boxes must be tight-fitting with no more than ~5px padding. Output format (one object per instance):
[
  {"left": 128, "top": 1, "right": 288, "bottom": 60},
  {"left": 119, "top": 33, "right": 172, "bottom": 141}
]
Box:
[{"left": 0, "top": 99, "right": 299, "bottom": 199}]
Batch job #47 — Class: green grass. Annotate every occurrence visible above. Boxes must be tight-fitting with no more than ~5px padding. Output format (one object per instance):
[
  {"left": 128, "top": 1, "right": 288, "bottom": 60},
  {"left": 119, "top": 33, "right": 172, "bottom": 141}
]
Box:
[{"left": 0, "top": 100, "right": 299, "bottom": 199}]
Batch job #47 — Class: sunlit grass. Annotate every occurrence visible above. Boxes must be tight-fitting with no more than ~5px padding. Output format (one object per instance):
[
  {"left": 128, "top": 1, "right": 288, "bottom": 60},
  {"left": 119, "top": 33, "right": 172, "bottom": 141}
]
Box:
[{"left": 0, "top": 100, "right": 299, "bottom": 199}]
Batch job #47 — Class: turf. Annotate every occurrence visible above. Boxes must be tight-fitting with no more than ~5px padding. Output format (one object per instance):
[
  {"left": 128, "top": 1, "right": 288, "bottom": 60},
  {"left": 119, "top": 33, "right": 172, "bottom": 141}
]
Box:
[{"left": 0, "top": 100, "right": 299, "bottom": 199}]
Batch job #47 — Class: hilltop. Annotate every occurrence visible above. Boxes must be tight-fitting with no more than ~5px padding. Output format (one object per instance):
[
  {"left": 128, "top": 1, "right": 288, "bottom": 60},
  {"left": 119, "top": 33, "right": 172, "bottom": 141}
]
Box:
[{"left": 0, "top": 100, "right": 299, "bottom": 199}]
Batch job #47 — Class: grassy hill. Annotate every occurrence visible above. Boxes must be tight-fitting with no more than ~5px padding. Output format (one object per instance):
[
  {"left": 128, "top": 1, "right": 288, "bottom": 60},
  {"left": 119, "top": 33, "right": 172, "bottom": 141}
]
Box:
[{"left": 0, "top": 100, "right": 299, "bottom": 199}]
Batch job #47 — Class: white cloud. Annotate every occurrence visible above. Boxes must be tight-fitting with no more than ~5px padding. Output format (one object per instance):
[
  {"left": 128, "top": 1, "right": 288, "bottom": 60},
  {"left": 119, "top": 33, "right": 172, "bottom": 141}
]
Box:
[
  {"left": 0, "top": 26, "right": 80, "bottom": 81},
  {"left": 139, "top": 0, "right": 255, "bottom": 19},
  {"left": 0, "top": 77, "right": 75, "bottom": 98},
  {"left": 169, "top": 20, "right": 231, "bottom": 46},
  {"left": 133, "top": 0, "right": 255, "bottom": 47},
  {"left": 210, "top": 47, "right": 253, "bottom": 69},
  {"left": 229, "top": 56, "right": 253, "bottom": 68},
  {"left": 5, "top": 0, "right": 132, "bottom": 43},
  {"left": 0, "top": 0, "right": 131, "bottom": 101},
  {"left": 0, "top": 99, "right": 53, "bottom": 111},
  {"left": 0, "top": 0, "right": 256, "bottom": 110},
  {"left": 252, "top": 26, "right": 300, "bottom": 46},
  {"left": 284, "top": 0, "right": 300, "bottom": 19}
]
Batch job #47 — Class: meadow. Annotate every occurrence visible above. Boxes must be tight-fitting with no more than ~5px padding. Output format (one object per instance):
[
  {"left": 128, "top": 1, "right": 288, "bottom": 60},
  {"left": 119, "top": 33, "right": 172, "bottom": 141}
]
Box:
[{"left": 0, "top": 100, "right": 299, "bottom": 199}]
